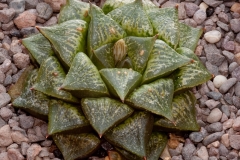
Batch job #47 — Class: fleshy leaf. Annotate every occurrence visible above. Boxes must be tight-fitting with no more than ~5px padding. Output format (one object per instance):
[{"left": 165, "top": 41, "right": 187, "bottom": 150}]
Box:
[
  {"left": 12, "top": 69, "right": 50, "bottom": 120},
  {"left": 142, "top": 40, "right": 191, "bottom": 84},
  {"left": 81, "top": 97, "right": 133, "bottom": 137},
  {"left": 8, "top": 66, "right": 34, "bottom": 101},
  {"left": 124, "top": 36, "right": 156, "bottom": 74},
  {"left": 147, "top": 7, "right": 179, "bottom": 48},
  {"left": 87, "top": 4, "right": 126, "bottom": 58},
  {"left": 48, "top": 100, "right": 90, "bottom": 135},
  {"left": 38, "top": 20, "right": 88, "bottom": 68},
  {"left": 53, "top": 133, "right": 100, "bottom": 160},
  {"left": 116, "top": 132, "right": 168, "bottom": 160},
  {"left": 22, "top": 34, "right": 54, "bottom": 65},
  {"left": 171, "top": 47, "right": 212, "bottom": 92},
  {"left": 178, "top": 22, "right": 203, "bottom": 51},
  {"left": 154, "top": 91, "right": 200, "bottom": 131},
  {"left": 102, "top": 0, "right": 156, "bottom": 14},
  {"left": 62, "top": 52, "right": 109, "bottom": 98},
  {"left": 33, "top": 56, "right": 78, "bottom": 103},
  {"left": 99, "top": 68, "right": 142, "bottom": 101},
  {"left": 58, "top": 0, "right": 90, "bottom": 23},
  {"left": 92, "top": 43, "right": 115, "bottom": 70},
  {"left": 107, "top": 0, "right": 154, "bottom": 37},
  {"left": 126, "top": 78, "right": 174, "bottom": 121},
  {"left": 104, "top": 111, "right": 154, "bottom": 158}
]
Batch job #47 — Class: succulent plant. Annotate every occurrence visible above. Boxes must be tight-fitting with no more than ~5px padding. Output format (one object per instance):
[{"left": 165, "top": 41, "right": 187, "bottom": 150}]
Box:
[{"left": 9, "top": 0, "right": 212, "bottom": 159}]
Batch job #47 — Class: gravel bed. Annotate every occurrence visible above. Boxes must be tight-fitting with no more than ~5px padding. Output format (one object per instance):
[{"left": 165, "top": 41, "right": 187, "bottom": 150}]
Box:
[{"left": 1, "top": 0, "right": 240, "bottom": 159}]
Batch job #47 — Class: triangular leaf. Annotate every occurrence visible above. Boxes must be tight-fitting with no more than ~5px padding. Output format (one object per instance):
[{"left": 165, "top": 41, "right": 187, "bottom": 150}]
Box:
[
  {"left": 104, "top": 111, "right": 154, "bottom": 158},
  {"left": 12, "top": 69, "right": 50, "bottom": 120},
  {"left": 58, "top": 0, "right": 90, "bottom": 23},
  {"left": 126, "top": 78, "right": 174, "bottom": 121},
  {"left": 62, "top": 52, "right": 109, "bottom": 98},
  {"left": 81, "top": 97, "right": 134, "bottom": 137},
  {"left": 142, "top": 40, "right": 191, "bottom": 84},
  {"left": 124, "top": 36, "right": 156, "bottom": 74},
  {"left": 154, "top": 91, "right": 200, "bottom": 131},
  {"left": 116, "top": 132, "right": 168, "bottom": 160},
  {"left": 87, "top": 4, "right": 126, "bottom": 58},
  {"left": 108, "top": 0, "right": 154, "bottom": 37},
  {"left": 92, "top": 43, "right": 115, "bottom": 70},
  {"left": 53, "top": 133, "right": 100, "bottom": 160},
  {"left": 22, "top": 34, "right": 54, "bottom": 65},
  {"left": 171, "top": 47, "right": 212, "bottom": 92},
  {"left": 38, "top": 20, "right": 88, "bottom": 68},
  {"left": 102, "top": 0, "right": 156, "bottom": 14},
  {"left": 33, "top": 56, "right": 78, "bottom": 103},
  {"left": 178, "top": 22, "right": 203, "bottom": 51},
  {"left": 147, "top": 7, "right": 179, "bottom": 48},
  {"left": 48, "top": 100, "right": 90, "bottom": 135},
  {"left": 99, "top": 68, "right": 142, "bottom": 101}
]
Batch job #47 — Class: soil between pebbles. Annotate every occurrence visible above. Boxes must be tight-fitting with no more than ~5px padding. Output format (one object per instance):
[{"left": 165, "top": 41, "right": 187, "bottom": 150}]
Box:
[{"left": 1, "top": 0, "right": 240, "bottom": 160}]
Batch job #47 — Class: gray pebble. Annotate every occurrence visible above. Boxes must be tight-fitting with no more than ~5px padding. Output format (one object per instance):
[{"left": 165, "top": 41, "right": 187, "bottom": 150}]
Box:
[
  {"left": 217, "top": 21, "right": 229, "bottom": 31},
  {"left": 227, "top": 151, "right": 239, "bottom": 159},
  {"left": 171, "top": 155, "right": 183, "bottom": 160},
  {"left": 208, "top": 147, "right": 219, "bottom": 157},
  {"left": 208, "top": 157, "right": 218, "bottom": 160},
  {"left": 224, "top": 93, "right": 233, "bottom": 105},
  {"left": 13, "top": 53, "right": 30, "bottom": 69},
  {"left": 0, "top": 93, "right": 11, "bottom": 108},
  {"left": 218, "top": 12, "right": 229, "bottom": 23},
  {"left": 206, "top": 122, "right": 223, "bottom": 133},
  {"left": 189, "top": 132, "right": 203, "bottom": 143},
  {"left": 202, "top": 132, "right": 223, "bottom": 146},
  {"left": 206, "top": 92, "right": 222, "bottom": 100},
  {"left": 193, "top": 9, "right": 206, "bottom": 24},
  {"left": 36, "top": 2, "right": 53, "bottom": 20},
  {"left": 25, "top": 0, "right": 38, "bottom": 9},
  {"left": 21, "top": 142, "right": 30, "bottom": 156},
  {"left": 19, "top": 115, "right": 34, "bottom": 129},
  {"left": 219, "top": 78, "right": 237, "bottom": 93},
  {"left": 0, "top": 107, "right": 13, "bottom": 121},
  {"left": 182, "top": 139, "right": 196, "bottom": 160},
  {"left": 9, "top": 0, "right": 25, "bottom": 14},
  {"left": 191, "top": 156, "right": 202, "bottom": 160},
  {"left": 3, "top": 74, "right": 12, "bottom": 86},
  {"left": 205, "top": 61, "right": 219, "bottom": 76},
  {"left": 219, "top": 144, "right": 229, "bottom": 156},
  {"left": 184, "top": 3, "right": 199, "bottom": 17},
  {"left": 0, "top": 8, "right": 15, "bottom": 24},
  {"left": 222, "top": 50, "right": 234, "bottom": 63},
  {"left": 203, "top": 0, "right": 223, "bottom": 7},
  {"left": 220, "top": 105, "right": 230, "bottom": 118},
  {"left": 205, "top": 99, "right": 221, "bottom": 109},
  {"left": 229, "top": 62, "right": 238, "bottom": 73},
  {"left": 234, "top": 82, "right": 240, "bottom": 96},
  {"left": 0, "top": 59, "right": 12, "bottom": 73},
  {"left": 229, "top": 135, "right": 240, "bottom": 150},
  {"left": 232, "top": 96, "right": 240, "bottom": 109},
  {"left": 2, "top": 21, "right": 14, "bottom": 31},
  {"left": 20, "top": 27, "right": 38, "bottom": 36},
  {"left": 236, "top": 32, "right": 240, "bottom": 43},
  {"left": 230, "top": 19, "right": 240, "bottom": 33},
  {"left": 0, "top": 117, "right": 6, "bottom": 128},
  {"left": 0, "top": 70, "right": 5, "bottom": 84}
]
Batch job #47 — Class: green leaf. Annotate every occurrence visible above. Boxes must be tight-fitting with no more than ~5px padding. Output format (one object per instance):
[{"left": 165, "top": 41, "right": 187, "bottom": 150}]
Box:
[
  {"left": 142, "top": 40, "right": 191, "bottom": 84},
  {"left": 178, "top": 22, "right": 203, "bottom": 51},
  {"left": 33, "top": 56, "right": 78, "bottom": 103},
  {"left": 38, "top": 20, "right": 88, "bottom": 68},
  {"left": 87, "top": 4, "right": 126, "bottom": 58},
  {"left": 102, "top": 0, "right": 156, "bottom": 14},
  {"left": 58, "top": 0, "right": 90, "bottom": 23},
  {"left": 171, "top": 47, "right": 212, "bottom": 92},
  {"left": 81, "top": 97, "right": 133, "bottom": 137},
  {"left": 12, "top": 69, "right": 50, "bottom": 121},
  {"left": 154, "top": 91, "right": 200, "bottom": 131},
  {"left": 62, "top": 52, "right": 109, "bottom": 98},
  {"left": 126, "top": 78, "right": 174, "bottom": 121},
  {"left": 48, "top": 100, "right": 90, "bottom": 135},
  {"left": 116, "top": 132, "right": 168, "bottom": 160},
  {"left": 92, "top": 43, "right": 115, "bottom": 70},
  {"left": 22, "top": 34, "right": 54, "bottom": 65},
  {"left": 104, "top": 111, "right": 154, "bottom": 158},
  {"left": 99, "top": 68, "right": 142, "bottom": 101},
  {"left": 147, "top": 7, "right": 179, "bottom": 48},
  {"left": 53, "top": 133, "right": 100, "bottom": 160},
  {"left": 124, "top": 36, "right": 156, "bottom": 74},
  {"left": 108, "top": 0, "right": 154, "bottom": 37}
]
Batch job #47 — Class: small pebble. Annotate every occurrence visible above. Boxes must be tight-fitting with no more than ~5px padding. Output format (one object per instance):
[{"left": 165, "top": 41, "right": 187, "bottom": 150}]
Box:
[
  {"left": 193, "top": 9, "right": 207, "bottom": 24},
  {"left": 213, "top": 75, "right": 227, "bottom": 88},
  {"left": 219, "top": 78, "right": 237, "bottom": 93},
  {"left": 207, "top": 108, "right": 222, "bottom": 123},
  {"left": 204, "top": 30, "right": 221, "bottom": 43}
]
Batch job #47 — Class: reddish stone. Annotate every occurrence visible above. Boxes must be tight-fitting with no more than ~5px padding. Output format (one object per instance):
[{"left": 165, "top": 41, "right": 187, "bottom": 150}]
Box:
[
  {"left": 231, "top": 3, "right": 240, "bottom": 14},
  {"left": 14, "top": 11, "right": 37, "bottom": 29}
]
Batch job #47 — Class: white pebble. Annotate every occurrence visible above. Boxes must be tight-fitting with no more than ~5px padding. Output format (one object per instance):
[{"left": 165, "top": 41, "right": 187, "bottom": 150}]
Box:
[
  {"left": 204, "top": 30, "right": 222, "bottom": 43},
  {"left": 199, "top": 2, "right": 208, "bottom": 12},
  {"left": 197, "top": 146, "right": 209, "bottom": 160},
  {"left": 207, "top": 108, "right": 222, "bottom": 123},
  {"left": 213, "top": 75, "right": 227, "bottom": 88}
]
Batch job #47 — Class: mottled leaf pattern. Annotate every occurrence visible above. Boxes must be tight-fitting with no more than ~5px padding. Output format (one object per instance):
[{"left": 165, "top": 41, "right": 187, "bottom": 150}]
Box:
[
  {"left": 171, "top": 47, "right": 212, "bottom": 92},
  {"left": 104, "top": 111, "right": 154, "bottom": 158},
  {"left": 154, "top": 91, "right": 200, "bottom": 131},
  {"left": 13, "top": 69, "right": 50, "bottom": 120},
  {"left": 99, "top": 68, "right": 142, "bottom": 101},
  {"left": 178, "top": 22, "right": 203, "bottom": 51},
  {"left": 126, "top": 78, "right": 174, "bottom": 120},
  {"left": 53, "top": 133, "right": 100, "bottom": 159},
  {"left": 81, "top": 97, "right": 133, "bottom": 136},
  {"left": 88, "top": 4, "right": 126, "bottom": 58},
  {"left": 22, "top": 34, "right": 54, "bottom": 65},
  {"left": 38, "top": 20, "right": 88, "bottom": 68},
  {"left": 142, "top": 40, "right": 190, "bottom": 84},
  {"left": 92, "top": 43, "right": 115, "bottom": 70},
  {"left": 124, "top": 36, "right": 156, "bottom": 74},
  {"left": 108, "top": 0, "right": 154, "bottom": 37},
  {"left": 33, "top": 56, "right": 78, "bottom": 103},
  {"left": 58, "top": 0, "right": 90, "bottom": 23},
  {"left": 48, "top": 100, "right": 90, "bottom": 135},
  {"left": 147, "top": 7, "right": 179, "bottom": 48},
  {"left": 62, "top": 52, "right": 109, "bottom": 98}
]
